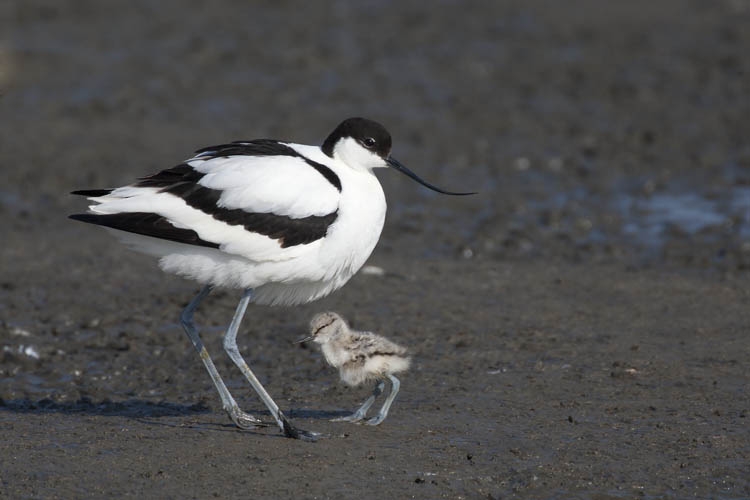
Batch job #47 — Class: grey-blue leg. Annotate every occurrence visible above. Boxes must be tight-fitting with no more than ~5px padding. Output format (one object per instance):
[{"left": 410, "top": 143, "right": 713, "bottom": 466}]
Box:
[
  {"left": 332, "top": 380, "right": 384, "bottom": 423},
  {"left": 223, "top": 289, "right": 318, "bottom": 441},
  {"left": 365, "top": 374, "right": 401, "bottom": 426},
  {"left": 180, "top": 285, "right": 263, "bottom": 429}
]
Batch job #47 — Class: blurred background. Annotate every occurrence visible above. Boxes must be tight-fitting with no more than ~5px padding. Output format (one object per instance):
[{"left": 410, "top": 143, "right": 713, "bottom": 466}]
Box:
[
  {"left": 2, "top": 1, "right": 750, "bottom": 497},
  {"left": 2, "top": 0, "right": 748, "bottom": 272}
]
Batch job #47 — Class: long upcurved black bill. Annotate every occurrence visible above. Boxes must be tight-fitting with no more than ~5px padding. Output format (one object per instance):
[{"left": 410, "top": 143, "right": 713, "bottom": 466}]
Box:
[{"left": 386, "top": 157, "right": 476, "bottom": 195}]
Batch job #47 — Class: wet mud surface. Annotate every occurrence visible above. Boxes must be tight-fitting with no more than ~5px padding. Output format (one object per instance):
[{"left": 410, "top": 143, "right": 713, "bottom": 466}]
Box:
[{"left": 1, "top": 1, "right": 749, "bottom": 498}]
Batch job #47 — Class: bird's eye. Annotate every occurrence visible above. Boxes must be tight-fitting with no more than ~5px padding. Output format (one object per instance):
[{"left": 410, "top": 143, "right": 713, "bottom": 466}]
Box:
[{"left": 362, "top": 137, "right": 376, "bottom": 149}]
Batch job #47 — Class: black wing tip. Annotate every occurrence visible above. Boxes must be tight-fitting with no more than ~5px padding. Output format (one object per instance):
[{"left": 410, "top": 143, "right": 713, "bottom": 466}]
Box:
[
  {"left": 71, "top": 189, "right": 112, "bottom": 197},
  {"left": 69, "top": 213, "right": 98, "bottom": 223},
  {"left": 69, "top": 213, "right": 119, "bottom": 229},
  {"left": 68, "top": 212, "right": 220, "bottom": 249}
]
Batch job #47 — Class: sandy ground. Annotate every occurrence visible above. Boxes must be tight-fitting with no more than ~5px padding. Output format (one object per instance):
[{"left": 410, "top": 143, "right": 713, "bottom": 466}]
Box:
[{"left": 1, "top": 1, "right": 749, "bottom": 498}]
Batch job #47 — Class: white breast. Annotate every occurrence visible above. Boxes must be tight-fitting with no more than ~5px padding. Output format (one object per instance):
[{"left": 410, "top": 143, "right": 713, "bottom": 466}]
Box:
[{"left": 236, "top": 161, "right": 386, "bottom": 306}]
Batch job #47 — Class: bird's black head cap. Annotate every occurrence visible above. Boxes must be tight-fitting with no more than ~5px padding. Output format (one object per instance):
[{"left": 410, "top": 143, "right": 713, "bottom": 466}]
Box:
[{"left": 322, "top": 117, "right": 392, "bottom": 159}]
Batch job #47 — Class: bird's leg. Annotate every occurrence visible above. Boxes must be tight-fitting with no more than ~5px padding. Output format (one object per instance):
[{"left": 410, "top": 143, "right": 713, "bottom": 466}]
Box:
[
  {"left": 365, "top": 374, "right": 401, "bottom": 426},
  {"left": 332, "top": 380, "right": 384, "bottom": 423},
  {"left": 180, "top": 285, "right": 263, "bottom": 429},
  {"left": 222, "top": 289, "right": 318, "bottom": 441}
]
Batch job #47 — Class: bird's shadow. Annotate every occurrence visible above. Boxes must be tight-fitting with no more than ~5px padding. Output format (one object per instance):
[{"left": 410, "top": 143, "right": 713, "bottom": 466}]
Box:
[
  {"left": 286, "top": 408, "right": 351, "bottom": 420},
  {"left": 0, "top": 397, "right": 350, "bottom": 426},
  {"left": 0, "top": 396, "right": 210, "bottom": 419}
]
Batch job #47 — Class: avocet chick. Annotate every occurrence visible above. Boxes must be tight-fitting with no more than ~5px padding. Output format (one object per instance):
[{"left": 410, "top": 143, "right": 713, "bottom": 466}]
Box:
[{"left": 299, "top": 312, "right": 411, "bottom": 425}]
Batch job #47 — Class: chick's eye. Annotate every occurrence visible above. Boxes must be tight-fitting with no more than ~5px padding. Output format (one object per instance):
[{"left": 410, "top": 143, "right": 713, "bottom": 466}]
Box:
[{"left": 362, "top": 137, "right": 376, "bottom": 148}]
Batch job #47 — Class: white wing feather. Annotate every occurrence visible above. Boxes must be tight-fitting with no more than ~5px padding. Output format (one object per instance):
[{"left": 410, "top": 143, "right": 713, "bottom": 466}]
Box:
[{"left": 189, "top": 146, "right": 340, "bottom": 217}]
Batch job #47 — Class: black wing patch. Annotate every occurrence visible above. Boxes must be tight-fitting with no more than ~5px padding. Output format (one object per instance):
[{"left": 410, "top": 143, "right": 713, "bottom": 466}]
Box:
[
  {"left": 69, "top": 213, "right": 220, "bottom": 249},
  {"left": 161, "top": 180, "right": 337, "bottom": 248},
  {"left": 71, "top": 162, "right": 338, "bottom": 248},
  {"left": 194, "top": 140, "right": 342, "bottom": 192},
  {"left": 70, "top": 142, "right": 342, "bottom": 249},
  {"left": 194, "top": 139, "right": 298, "bottom": 158}
]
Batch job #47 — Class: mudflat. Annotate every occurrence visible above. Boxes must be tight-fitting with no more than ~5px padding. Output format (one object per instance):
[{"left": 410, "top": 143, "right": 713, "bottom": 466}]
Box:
[{"left": 1, "top": 1, "right": 748, "bottom": 498}]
